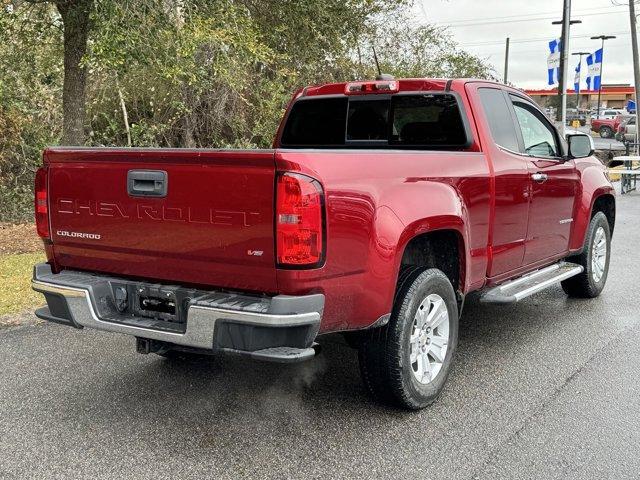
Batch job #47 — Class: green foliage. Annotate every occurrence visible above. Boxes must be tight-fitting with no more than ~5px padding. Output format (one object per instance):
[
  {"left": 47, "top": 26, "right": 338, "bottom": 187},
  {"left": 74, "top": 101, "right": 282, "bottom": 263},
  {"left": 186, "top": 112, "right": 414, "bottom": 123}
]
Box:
[
  {"left": 0, "top": 0, "right": 493, "bottom": 222},
  {"left": 0, "top": 4, "right": 63, "bottom": 221}
]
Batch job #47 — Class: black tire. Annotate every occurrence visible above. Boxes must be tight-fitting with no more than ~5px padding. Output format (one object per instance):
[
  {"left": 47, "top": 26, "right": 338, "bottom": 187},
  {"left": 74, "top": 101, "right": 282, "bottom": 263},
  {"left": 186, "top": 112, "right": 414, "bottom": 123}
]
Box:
[
  {"left": 599, "top": 126, "right": 613, "bottom": 138},
  {"left": 561, "top": 211, "right": 611, "bottom": 298},
  {"left": 358, "top": 268, "right": 459, "bottom": 410}
]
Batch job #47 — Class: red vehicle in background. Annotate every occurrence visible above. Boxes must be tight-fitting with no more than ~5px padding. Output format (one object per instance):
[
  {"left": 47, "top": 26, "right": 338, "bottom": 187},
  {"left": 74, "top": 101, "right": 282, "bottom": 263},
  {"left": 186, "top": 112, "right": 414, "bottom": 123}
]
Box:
[
  {"left": 592, "top": 114, "right": 632, "bottom": 138},
  {"left": 32, "top": 77, "right": 615, "bottom": 409}
]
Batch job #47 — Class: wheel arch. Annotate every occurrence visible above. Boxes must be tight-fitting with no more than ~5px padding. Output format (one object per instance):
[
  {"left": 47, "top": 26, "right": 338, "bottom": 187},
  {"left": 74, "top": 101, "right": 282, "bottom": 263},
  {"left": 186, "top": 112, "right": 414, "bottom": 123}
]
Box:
[
  {"left": 396, "top": 227, "right": 467, "bottom": 297},
  {"left": 570, "top": 180, "right": 616, "bottom": 252},
  {"left": 592, "top": 193, "right": 616, "bottom": 236}
]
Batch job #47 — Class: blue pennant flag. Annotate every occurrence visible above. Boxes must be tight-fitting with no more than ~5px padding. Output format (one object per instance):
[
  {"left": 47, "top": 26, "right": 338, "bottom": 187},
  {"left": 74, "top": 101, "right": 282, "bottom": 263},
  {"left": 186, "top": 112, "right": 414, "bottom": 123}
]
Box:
[
  {"left": 586, "top": 48, "right": 603, "bottom": 91},
  {"left": 574, "top": 60, "right": 581, "bottom": 92},
  {"left": 547, "top": 39, "right": 561, "bottom": 86}
]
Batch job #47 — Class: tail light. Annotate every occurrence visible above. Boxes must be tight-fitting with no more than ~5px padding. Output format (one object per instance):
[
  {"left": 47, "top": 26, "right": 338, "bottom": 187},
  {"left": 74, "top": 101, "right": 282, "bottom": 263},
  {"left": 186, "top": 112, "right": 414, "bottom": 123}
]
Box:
[
  {"left": 35, "top": 167, "right": 50, "bottom": 239},
  {"left": 276, "top": 173, "right": 325, "bottom": 267}
]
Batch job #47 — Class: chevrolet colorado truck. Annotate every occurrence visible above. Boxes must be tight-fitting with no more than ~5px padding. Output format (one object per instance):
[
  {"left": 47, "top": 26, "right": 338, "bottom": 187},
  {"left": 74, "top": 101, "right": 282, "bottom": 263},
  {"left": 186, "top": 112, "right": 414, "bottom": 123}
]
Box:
[{"left": 32, "top": 78, "right": 615, "bottom": 409}]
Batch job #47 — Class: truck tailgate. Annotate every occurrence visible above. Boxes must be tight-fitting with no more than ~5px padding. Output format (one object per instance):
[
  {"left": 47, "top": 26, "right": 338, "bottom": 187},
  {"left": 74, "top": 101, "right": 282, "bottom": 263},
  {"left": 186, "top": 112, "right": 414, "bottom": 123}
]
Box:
[{"left": 45, "top": 148, "right": 277, "bottom": 293}]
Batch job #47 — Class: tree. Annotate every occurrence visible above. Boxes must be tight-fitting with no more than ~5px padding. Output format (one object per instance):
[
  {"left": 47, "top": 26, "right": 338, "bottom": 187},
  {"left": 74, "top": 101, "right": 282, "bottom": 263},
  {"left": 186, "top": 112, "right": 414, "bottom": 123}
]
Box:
[{"left": 54, "top": 0, "right": 93, "bottom": 145}]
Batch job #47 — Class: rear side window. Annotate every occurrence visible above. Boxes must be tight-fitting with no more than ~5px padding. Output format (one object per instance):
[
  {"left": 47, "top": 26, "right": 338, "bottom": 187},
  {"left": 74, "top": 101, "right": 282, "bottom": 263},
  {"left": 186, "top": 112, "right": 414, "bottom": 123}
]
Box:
[
  {"left": 390, "top": 95, "right": 468, "bottom": 146},
  {"left": 280, "top": 97, "right": 347, "bottom": 146},
  {"left": 280, "top": 93, "right": 470, "bottom": 149},
  {"left": 478, "top": 88, "right": 520, "bottom": 152}
]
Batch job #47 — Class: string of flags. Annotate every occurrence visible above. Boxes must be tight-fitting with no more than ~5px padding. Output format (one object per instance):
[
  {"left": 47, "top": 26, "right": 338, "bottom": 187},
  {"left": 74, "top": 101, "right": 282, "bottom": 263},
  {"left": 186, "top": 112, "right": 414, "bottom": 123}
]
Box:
[{"left": 547, "top": 39, "right": 603, "bottom": 90}]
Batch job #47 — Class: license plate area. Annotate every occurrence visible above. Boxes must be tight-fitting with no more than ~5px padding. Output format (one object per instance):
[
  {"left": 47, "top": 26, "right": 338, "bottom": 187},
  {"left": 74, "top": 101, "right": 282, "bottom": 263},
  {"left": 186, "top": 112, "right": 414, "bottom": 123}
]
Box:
[
  {"left": 107, "top": 282, "right": 201, "bottom": 333},
  {"left": 133, "top": 285, "right": 181, "bottom": 323},
  {"left": 137, "top": 289, "right": 177, "bottom": 319}
]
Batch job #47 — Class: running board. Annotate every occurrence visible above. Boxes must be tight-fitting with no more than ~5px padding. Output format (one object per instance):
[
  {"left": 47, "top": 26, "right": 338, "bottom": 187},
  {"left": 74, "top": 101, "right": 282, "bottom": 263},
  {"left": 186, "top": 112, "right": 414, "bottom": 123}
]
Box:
[{"left": 480, "top": 262, "right": 583, "bottom": 304}]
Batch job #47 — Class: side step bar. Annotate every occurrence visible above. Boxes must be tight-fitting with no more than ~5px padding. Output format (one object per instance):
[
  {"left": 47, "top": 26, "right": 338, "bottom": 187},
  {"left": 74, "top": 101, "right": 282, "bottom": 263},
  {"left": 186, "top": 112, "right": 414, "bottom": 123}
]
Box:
[{"left": 480, "top": 262, "right": 583, "bottom": 304}]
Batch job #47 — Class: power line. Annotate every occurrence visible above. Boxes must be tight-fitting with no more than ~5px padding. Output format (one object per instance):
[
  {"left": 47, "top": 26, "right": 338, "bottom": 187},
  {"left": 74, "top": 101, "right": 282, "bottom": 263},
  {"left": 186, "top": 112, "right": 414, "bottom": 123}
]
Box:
[
  {"left": 469, "top": 42, "right": 633, "bottom": 57},
  {"left": 440, "top": 10, "right": 626, "bottom": 28},
  {"left": 459, "top": 31, "right": 630, "bottom": 47},
  {"left": 434, "top": 5, "right": 618, "bottom": 24},
  {"left": 430, "top": 5, "right": 627, "bottom": 27}
]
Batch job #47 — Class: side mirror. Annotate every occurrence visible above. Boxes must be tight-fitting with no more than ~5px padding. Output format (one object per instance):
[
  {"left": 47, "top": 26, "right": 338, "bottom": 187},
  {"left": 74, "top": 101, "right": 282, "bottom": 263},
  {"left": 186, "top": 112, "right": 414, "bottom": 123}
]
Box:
[{"left": 566, "top": 133, "right": 594, "bottom": 159}]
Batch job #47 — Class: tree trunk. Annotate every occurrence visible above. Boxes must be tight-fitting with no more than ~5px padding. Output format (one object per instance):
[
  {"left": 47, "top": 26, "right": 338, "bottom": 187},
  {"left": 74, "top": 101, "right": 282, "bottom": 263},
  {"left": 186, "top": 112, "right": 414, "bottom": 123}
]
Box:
[
  {"left": 56, "top": 0, "right": 93, "bottom": 145},
  {"left": 116, "top": 79, "right": 132, "bottom": 147}
]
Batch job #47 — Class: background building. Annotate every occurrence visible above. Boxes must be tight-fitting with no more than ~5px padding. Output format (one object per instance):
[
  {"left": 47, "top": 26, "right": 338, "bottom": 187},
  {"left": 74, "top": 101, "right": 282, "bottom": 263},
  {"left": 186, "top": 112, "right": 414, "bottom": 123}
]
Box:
[{"left": 525, "top": 84, "right": 635, "bottom": 110}]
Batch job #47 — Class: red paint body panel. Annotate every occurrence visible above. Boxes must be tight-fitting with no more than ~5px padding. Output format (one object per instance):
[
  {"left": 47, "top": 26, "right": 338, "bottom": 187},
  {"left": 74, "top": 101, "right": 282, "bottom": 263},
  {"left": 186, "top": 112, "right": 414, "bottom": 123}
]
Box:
[
  {"left": 274, "top": 149, "right": 491, "bottom": 331},
  {"left": 40, "top": 78, "right": 615, "bottom": 335},
  {"left": 44, "top": 148, "right": 278, "bottom": 293}
]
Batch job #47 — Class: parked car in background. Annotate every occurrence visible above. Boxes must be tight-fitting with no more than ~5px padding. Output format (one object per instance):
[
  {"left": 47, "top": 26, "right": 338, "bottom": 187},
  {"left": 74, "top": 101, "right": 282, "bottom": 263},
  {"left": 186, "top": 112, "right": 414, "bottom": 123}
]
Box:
[
  {"left": 593, "top": 109, "right": 625, "bottom": 120},
  {"left": 544, "top": 107, "right": 556, "bottom": 121},
  {"left": 566, "top": 108, "right": 587, "bottom": 126},
  {"left": 592, "top": 114, "right": 632, "bottom": 138},
  {"left": 592, "top": 118, "right": 617, "bottom": 138},
  {"left": 617, "top": 116, "right": 637, "bottom": 143}
]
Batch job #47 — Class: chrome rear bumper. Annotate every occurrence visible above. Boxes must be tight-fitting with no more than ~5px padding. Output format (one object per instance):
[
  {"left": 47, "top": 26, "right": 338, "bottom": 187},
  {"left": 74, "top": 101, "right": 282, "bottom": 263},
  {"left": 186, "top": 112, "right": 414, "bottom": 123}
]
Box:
[{"left": 32, "top": 263, "right": 323, "bottom": 362}]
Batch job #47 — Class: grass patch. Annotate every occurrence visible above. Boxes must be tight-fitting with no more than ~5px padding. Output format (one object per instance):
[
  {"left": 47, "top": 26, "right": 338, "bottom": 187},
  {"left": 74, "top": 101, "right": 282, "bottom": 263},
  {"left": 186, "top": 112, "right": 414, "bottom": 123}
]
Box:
[{"left": 0, "top": 252, "right": 45, "bottom": 317}]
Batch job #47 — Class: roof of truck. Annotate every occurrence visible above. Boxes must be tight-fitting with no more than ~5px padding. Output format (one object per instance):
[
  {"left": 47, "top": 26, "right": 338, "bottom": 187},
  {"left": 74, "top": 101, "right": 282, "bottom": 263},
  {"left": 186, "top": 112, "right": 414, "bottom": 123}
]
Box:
[
  {"left": 300, "top": 78, "right": 448, "bottom": 97},
  {"left": 297, "top": 78, "right": 517, "bottom": 99}
]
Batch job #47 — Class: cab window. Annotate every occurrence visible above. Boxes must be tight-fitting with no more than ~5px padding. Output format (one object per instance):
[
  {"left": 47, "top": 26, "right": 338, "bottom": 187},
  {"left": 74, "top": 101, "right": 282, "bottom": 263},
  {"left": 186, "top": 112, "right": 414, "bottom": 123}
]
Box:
[
  {"left": 510, "top": 97, "right": 559, "bottom": 158},
  {"left": 280, "top": 93, "right": 470, "bottom": 149}
]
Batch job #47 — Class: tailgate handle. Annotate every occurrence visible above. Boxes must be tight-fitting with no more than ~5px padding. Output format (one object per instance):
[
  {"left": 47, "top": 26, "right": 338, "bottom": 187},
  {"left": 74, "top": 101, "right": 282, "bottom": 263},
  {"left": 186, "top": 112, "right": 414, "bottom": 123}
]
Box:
[{"left": 127, "top": 170, "right": 167, "bottom": 197}]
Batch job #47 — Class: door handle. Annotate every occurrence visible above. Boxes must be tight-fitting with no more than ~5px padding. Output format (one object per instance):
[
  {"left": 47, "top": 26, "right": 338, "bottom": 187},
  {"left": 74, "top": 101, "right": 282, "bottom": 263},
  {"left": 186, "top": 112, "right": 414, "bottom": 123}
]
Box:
[
  {"left": 127, "top": 170, "right": 168, "bottom": 197},
  {"left": 531, "top": 172, "right": 548, "bottom": 183}
]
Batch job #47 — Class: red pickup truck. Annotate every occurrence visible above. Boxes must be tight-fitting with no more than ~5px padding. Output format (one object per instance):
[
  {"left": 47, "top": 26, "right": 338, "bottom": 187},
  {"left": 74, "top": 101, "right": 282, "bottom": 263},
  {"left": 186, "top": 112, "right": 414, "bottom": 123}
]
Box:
[
  {"left": 32, "top": 78, "right": 615, "bottom": 409},
  {"left": 592, "top": 114, "right": 631, "bottom": 139}
]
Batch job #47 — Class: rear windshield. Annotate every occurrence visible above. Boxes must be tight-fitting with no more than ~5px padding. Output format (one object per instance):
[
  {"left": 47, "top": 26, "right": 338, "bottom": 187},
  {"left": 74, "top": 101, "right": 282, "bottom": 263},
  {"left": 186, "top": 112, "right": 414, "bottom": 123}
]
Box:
[{"left": 280, "top": 93, "right": 469, "bottom": 149}]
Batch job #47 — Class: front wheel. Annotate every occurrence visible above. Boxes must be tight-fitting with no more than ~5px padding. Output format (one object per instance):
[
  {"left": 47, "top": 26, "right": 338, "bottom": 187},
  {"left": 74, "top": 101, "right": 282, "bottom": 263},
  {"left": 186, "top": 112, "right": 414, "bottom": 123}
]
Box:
[
  {"left": 358, "top": 269, "right": 459, "bottom": 410},
  {"left": 599, "top": 126, "right": 613, "bottom": 138},
  {"left": 561, "top": 211, "right": 611, "bottom": 298}
]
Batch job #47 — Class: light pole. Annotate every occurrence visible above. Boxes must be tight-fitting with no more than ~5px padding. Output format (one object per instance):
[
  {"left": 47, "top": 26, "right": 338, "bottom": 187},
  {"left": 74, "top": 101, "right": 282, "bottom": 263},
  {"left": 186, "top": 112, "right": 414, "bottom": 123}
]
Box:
[
  {"left": 552, "top": 11, "right": 581, "bottom": 132},
  {"left": 590, "top": 35, "right": 616, "bottom": 119},
  {"left": 504, "top": 37, "right": 510, "bottom": 84},
  {"left": 628, "top": 1, "right": 640, "bottom": 152},
  {"left": 572, "top": 52, "right": 590, "bottom": 110}
]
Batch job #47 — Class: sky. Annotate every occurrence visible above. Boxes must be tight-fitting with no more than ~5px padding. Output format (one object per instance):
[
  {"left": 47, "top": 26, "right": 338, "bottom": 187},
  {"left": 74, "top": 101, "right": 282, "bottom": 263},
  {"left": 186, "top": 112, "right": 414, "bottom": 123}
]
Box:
[{"left": 418, "top": 0, "right": 635, "bottom": 89}]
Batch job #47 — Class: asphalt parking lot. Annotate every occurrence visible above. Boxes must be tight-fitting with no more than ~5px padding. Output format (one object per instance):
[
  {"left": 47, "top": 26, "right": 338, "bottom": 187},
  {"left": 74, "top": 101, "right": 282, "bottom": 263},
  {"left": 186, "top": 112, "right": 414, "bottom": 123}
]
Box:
[{"left": 2, "top": 192, "right": 640, "bottom": 480}]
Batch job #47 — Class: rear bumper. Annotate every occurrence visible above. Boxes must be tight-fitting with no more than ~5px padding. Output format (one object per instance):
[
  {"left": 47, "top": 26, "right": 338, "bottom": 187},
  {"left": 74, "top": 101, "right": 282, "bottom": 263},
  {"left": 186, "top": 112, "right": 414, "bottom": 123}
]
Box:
[{"left": 32, "top": 263, "right": 323, "bottom": 362}]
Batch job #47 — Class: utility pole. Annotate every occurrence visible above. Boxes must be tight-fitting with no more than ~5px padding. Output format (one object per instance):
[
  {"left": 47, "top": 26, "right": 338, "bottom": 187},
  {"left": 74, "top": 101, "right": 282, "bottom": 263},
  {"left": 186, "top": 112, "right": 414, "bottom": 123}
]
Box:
[
  {"left": 572, "top": 52, "right": 590, "bottom": 110},
  {"left": 504, "top": 37, "right": 510, "bottom": 84},
  {"left": 590, "top": 35, "right": 617, "bottom": 119},
  {"left": 552, "top": 3, "right": 580, "bottom": 134},
  {"left": 629, "top": 1, "right": 640, "bottom": 151}
]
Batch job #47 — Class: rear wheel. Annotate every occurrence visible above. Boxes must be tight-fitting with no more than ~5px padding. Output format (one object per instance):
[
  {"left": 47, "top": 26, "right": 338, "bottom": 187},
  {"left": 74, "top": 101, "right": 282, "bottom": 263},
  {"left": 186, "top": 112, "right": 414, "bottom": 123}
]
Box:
[
  {"left": 358, "top": 268, "right": 459, "bottom": 410},
  {"left": 561, "top": 211, "right": 611, "bottom": 298},
  {"left": 599, "top": 126, "right": 613, "bottom": 138}
]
